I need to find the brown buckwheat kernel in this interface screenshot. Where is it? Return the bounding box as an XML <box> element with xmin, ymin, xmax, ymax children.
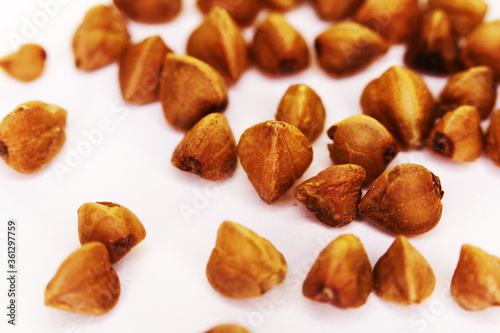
<box><xmin>438</xmin><ymin>66</ymin><xmax>497</xmax><ymax>119</ymax></box>
<box><xmin>113</xmin><ymin>0</ymin><xmax>181</xmax><ymax>24</ymax></box>
<box><xmin>427</xmin><ymin>106</ymin><xmax>483</xmax><ymax>162</ymax></box>
<box><xmin>327</xmin><ymin>115</ymin><xmax>398</xmax><ymax>184</ymax></box>
<box><xmin>205</xmin><ymin>325</ymin><xmax>251</xmax><ymax>333</ymax></box>
<box><xmin>404</xmin><ymin>9</ymin><xmax>463</xmax><ymax>76</ymax></box>
<box><xmin>373</xmin><ymin>236</ymin><xmax>436</xmax><ymax>305</ymax></box>
<box><xmin>360</xmin><ymin>66</ymin><xmax>436</xmax><ymax>150</ymax></box>
<box><xmin>315</xmin><ymin>22</ymin><xmax>389</xmax><ymax>77</ymax></box>
<box><xmin>358</xmin><ymin>163</ymin><xmax>444</xmax><ymax>236</ymax></box>
<box><xmin>72</xmin><ymin>5</ymin><xmax>130</xmax><ymax>71</ymax></box>
<box><xmin>275</xmin><ymin>84</ymin><xmax>326</xmax><ymax>143</ymax></box>
<box><xmin>462</xmin><ymin>21</ymin><xmax>500</xmax><ymax>81</ymax></box>
<box><xmin>159</xmin><ymin>54</ymin><xmax>228</xmax><ymax>131</ymax></box>
<box><xmin>171</xmin><ymin>113</ymin><xmax>237</xmax><ymax>181</ymax></box>
<box><xmin>428</xmin><ymin>0</ymin><xmax>487</xmax><ymax>36</ymax></box>
<box><xmin>237</xmin><ymin>120</ymin><xmax>313</xmax><ymax>204</ymax></box>
<box><xmin>0</xmin><ymin>101</ymin><xmax>67</xmax><ymax>174</ymax></box>
<box><xmin>294</xmin><ymin>165</ymin><xmax>366</xmax><ymax>227</ymax></box>
<box><xmin>355</xmin><ymin>0</ymin><xmax>422</xmax><ymax>44</ymax></box>
<box><xmin>302</xmin><ymin>234</ymin><xmax>373</xmax><ymax>308</ymax></box>
<box><xmin>45</xmin><ymin>242</ymin><xmax>120</xmax><ymax>315</ymax></box>
<box><xmin>206</xmin><ymin>221</ymin><xmax>287</xmax><ymax>299</ymax></box>
<box><xmin>251</xmin><ymin>13</ymin><xmax>310</xmax><ymax>76</ymax></box>
<box><xmin>312</xmin><ymin>0</ymin><xmax>366</xmax><ymax>21</ymax></box>
<box><xmin>485</xmin><ymin>109</ymin><xmax>500</xmax><ymax>167</ymax></box>
<box><xmin>197</xmin><ymin>0</ymin><xmax>261</xmax><ymax>27</ymax></box>
<box><xmin>451</xmin><ymin>244</ymin><xmax>500</xmax><ymax>311</ymax></box>
<box><xmin>78</xmin><ymin>202</ymin><xmax>146</xmax><ymax>264</ymax></box>
<box><xmin>0</xmin><ymin>44</ymin><xmax>46</xmax><ymax>82</ymax></box>
<box><xmin>119</xmin><ymin>35</ymin><xmax>171</xmax><ymax>104</ymax></box>
<box><xmin>187</xmin><ymin>7</ymin><xmax>249</xmax><ymax>84</ymax></box>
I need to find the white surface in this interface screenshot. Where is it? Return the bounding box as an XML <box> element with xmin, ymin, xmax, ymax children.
<box><xmin>1</xmin><ymin>1</ymin><xmax>500</xmax><ymax>332</ymax></box>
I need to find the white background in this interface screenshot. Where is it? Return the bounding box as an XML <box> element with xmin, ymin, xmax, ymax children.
<box><xmin>1</xmin><ymin>0</ymin><xmax>500</xmax><ymax>332</ymax></box>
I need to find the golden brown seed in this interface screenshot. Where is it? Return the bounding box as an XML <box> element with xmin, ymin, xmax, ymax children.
<box><xmin>360</xmin><ymin>66</ymin><xmax>436</xmax><ymax>150</ymax></box>
<box><xmin>159</xmin><ymin>54</ymin><xmax>228</xmax><ymax>131</ymax></box>
<box><xmin>72</xmin><ymin>5</ymin><xmax>130</xmax><ymax>71</ymax></box>
<box><xmin>315</xmin><ymin>21</ymin><xmax>389</xmax><ymax>77</ymax></box>
<box><xmin>427</xmin><ymin>106</ymin><xmax>483</xmax><ymax>162</ymax></box>
<box><xmin>327</xmin><ymin>115</ymin><xmax>398</xmax><ymax>184</ymax></box>
<box><xmin>0</xmin><ymin>101</ymin><xmax>66</xmax><ymax>174</ymax></box>
<box><xmin>45</xmin><ymin>242</ymin><xmax>120</xmax><ymax>315</ymax></box>
<box><xmin>197</xmin><ymin>0</ymin><xmax>261</xmax><ymax>27</ymax></box>
<box><xmin>312</xmin><ymin>0</ymin><xmax>366</xmax><ymax>21</ymax></box>
<box><xmin>438</xmin><ymin>66</ymin><xmax>497</xmax><ymax>119</ymax></box>
<box><xmin>275</xmin><ymin>84</ymin><xmax>325</xmax><ymax>143</ymax></box>
<box><xmin>404</xmin><ymin>9</ymin><xmax>463</xmax><ymax>76</ymax></box>
<box><xmin>302</xmin><ymin>234</ymin><xmax>373</xmax><ymax>308</ymax></box>
<box><xmin>451</xmin><ymin>245</ymin><xmax>500</xmax><ymax>311</ymax></box>
<box><xmin>237</xmin><ymin>120</ymin><xmax>313</xmax><ymax>204</ymax></box>
<box><xmin>187</xmin><ymin>7</ymin><xmax>249</xmax><ymax>84</ymax></box>
<box><xmin>355</xmin><ymin>0</ymin><xmax>422</xmax><ymax>44</ymax></box>
<box><xmin>261</xmin><ymin>0</ymin><xmax>302</xmax><ymax>12</ymax></box>
<box><xmin>78</xmin><ymin>202</ymin><xmax>146</xmax><ymax>264</ymax></box>
<box><xmin>119</xmin><ymin>36</ymin><xmax>171</xmax><ymax>104</ymax></box>
<box><xmin>428</xmin><ymin>0</ymin><xmax>487</xmax><ymax>36</ymax></box>
<box><xmin>485</xmin><ymin>110</ymin><xmax>500</xmax><ymax>167</ymax></box>
<box><xmin>294</xmin><ymin>165</ymin><xmax>366</xmax><ymax>227</ymax></box>
<box><xmin>358</xmin><ymin>164</ymin><xmax>444</xmax><ymax>236</ymax></box>
<box><xmin>171</xmin><ymin>113</ymin><xmax>237</xmax><ymax>181</ymax></box>
<box><xmin>206</xmin><ymin>221</ymin><xmax>287</xmax><ymax>299</ymax></box>
<box><xmin>113</xmin><ymin>0</ymin><xmax>181</xmax><ymax>24</ymax></box>
<box><xmin>205</xmin><ymin>325</ymin><xmax>251</xmax><ymax>333</ymax></box>
<box><xmin>373</xmin><ymin>236</ymin><xmax>435</xmax><ymax>305</ymax></box>
<box><xmin>463</xmin><ymin>21</ymin><xmax>500</xmax><ymax>82</ymax></box>
<box><xmin>0</xmin><ymin>44</ymin><xmax>46</xmax><ymax>82</ymax></box>
<box><xmin>251</xmin><ymin>14</ymin><xmax>310</xmax><ymax>76</ymax></box>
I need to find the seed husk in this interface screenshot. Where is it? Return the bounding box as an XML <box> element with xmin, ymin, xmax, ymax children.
<box><xmin>485</xmin><ymin>109</ymin><xmax>500</xmax><ymax>167</ymax></box>
<box><xmin>315</xmin><ymin>21</ymin><xmax>389</xmax><ymax>77</ymax></box>
<box><xmin>302</xmin><ymin>234</ymin><xmax>373</xmax><ymax>308</ymax></box>
<box><xmin>113</xmin><ymin>0</ymin><xmax>181</xmax><ymax>24</ymax></box>
<box><xmin>251</xmin><ymin>14</ymin><xmax>310</xmax><ymax>76</ymax></box>
<box><xmin>404</xmin><ymin>9</ymin><xmax>463</xmax><ymax>76</ymax></box>
<box><xmin>355</xmin><ymin>0</ymin><xmax>422</xmax><ymax>44</ymax></box>
<box><xmin>159</xmin><ymin>54</ymin><xmax>228</xmax><ymax>131</ymax></box>
<box><xmin>360</xmin><ymin>66</ymin><xmax>436</xmax><ymax>150</ymax></box>
<box><xmin>119</xmin><ymin>35</ymin><xmax>171</xmax><ymax>104</ymax></box>
<box><xmin>78</xmin><ymin>202</ymin><xmax>146</xmax><ymax>264</ymax></box>
<box><xmin>171</xmin><ymin>113</ymin><xmax>237</xmax><ymax>181</ymax></box>
<box><xmin>438</xmin><ymin>66</ymin><xmax>497</xmax><ymax>119</ymax></box>
<box><xmin>373</xmin><ymin>236</ymin><xmax>436</xmax><ymax>305</ymax></box>
<box><xmin>45</xmin><ymin>242</ymin><xmax>120</xmax><ymax>315</ymax></box>
<box><xmin>462</xmin><ymin>21</ymin><xmax>500</xmax><ymax>81</ymax></box>
<box><xmin>312</xmin><ymin>0</ymin><xmax>366</xmax><ymax>21</ymax></box>
<box><xmin>0</xmin><ymin>101</ymin><xmax>66</xmax><ymax>174</ymax></box>
<box><xmin>358</xmin><ymin>163</ymin><xmax>444</xmax><ymax>236</ymax></box>
<box><xmin>0</xmin><ymin>44</ymin><xmax>46</xmax><ymax>82</ymax></box>
<box><xmin>327</xmin><ymin>115</ymin><xmax>399</xmax><ymax>184</ymax></box>
<box><xmin>206</xmin><ymin>221</ymin><xmax>287</xmax><ymax>299</ymax></box>
<box><xmin>451</xmin><ymin>244</ymin><xmax>500</xmax><ymax>311</ymax></box>
<box><xmin>427</xmin><ymin>106</ymin><xmax>483</xmax><ymax>162</ymax></box>
<box><xmin>237</xmin><ymin>120</ymin><xmax>313</xmax><ymax>204</ymax></box>
<box><xmin>72</xmin><ymin>5</ymin><xmax>130</xmax><ymax>71</ymax></box>
<box><xmin>205</xmin><ymin>325</ymin><xmax>251</xmax><ymax>333</ymax></box>
<box><xmin>197</xmin><ymin>0</ymin><xmax>262</xmax><ymax>27</ymax></box>
<box><xmin>294</xmin><ymin>165</ymin><xmax>366</xmax><ymax>227</ymax></box>
<box><xmin>428</xmin><ymin>0</ymin><xmax>487</xmax><ymax>36</ymax></box>
<box><xmin>275</xmin><ymin>84</ymin><xmax>326</xmax><ymax>143</ymax></box>
<box><xmin>187</xmin><ymin>7</ymin><xmax>249</xmax><ymax>84</ymax></box>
